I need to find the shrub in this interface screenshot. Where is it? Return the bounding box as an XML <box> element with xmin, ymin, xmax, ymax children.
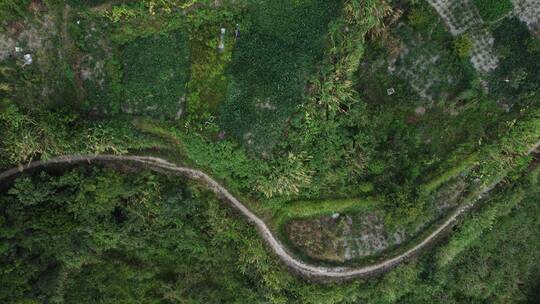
<box><xmin>454</xmin><ymin>34</ymin><xmax>473</xmax><ymax>58</ymax></box>
<box><xmin>105</xmin><ymin>4</ymin><xmax>137</xmax><ymax>22</ymax></box>
<box><xmin>359</xmin><ymin>182</ymin><xmax>374</xmax><ymax>193</ymax></box>
<box><xmin>256</xmin><ymin>152</ymin><xmax>314</xmax><ymax>198</ymax></box>
<box><xmin>408</xmin><ymin>5</ymin><xmax>438</xmax><ymax>32</ymax></box>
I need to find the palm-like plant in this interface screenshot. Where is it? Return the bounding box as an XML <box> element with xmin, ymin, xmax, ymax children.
<box><xmin>256</xmin><ymin>152</ymin><xmax>314</xmax><ymax>198</ymax></box>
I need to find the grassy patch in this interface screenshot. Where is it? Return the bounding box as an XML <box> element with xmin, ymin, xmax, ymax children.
<box><xmin>121</xmin><ymin>31</ymin><xmax>189</xmax><ymax>119</ymax></box>
<box><xmin>420</xmin><ymin>153</ymin><xmax>478</xmax><ymax>196</ymax></box>
<box><xmin>274</xmin><ymin>197</ymin><xmax>378</xmax><ymax>226</ymax></box>
<box><xmin>473</xmin><ymin>0</ymin><xmax>513</xmax><ymax>22</ymax></box>
<box><xmin>66</xmin><ymin>0</ymin><xmax>113</xmax><ymax>7</ymax></box>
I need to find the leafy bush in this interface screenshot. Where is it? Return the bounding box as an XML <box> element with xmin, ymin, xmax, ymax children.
<box><xmin>454</xmin><ymin>33</ymin><xmax>473</xmax><ymax>58</ymax></box>
<box><xmin>406</xmin><ymin>2</ymin><xmax>449</xmax><ymax>41</ymax></box>
<box><xmin>180</xmin><ymin>131</ymin><xmax>266</xmax><ymax>192</ymax></box>
<box><xmin>133</xmin><ymin>119</ymin><xmax>266</xmax><ymax>194</ymax></box>
<box><xmin>105</xmin><ymin>4</ymin><xmax>138</xmax><ymax>22</ymax></box>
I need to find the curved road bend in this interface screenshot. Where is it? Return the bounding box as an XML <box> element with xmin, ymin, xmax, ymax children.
<box><xmin>0</xmin><ymin>144</ymin><xmax>538</xmax><ymax>282</ymax></box>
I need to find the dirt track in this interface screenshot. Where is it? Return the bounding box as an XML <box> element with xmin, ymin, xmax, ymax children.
<box><xmin>0</xmin><ymin>146</ymin><xmax>538</xmax><ymax>282</ymax></box>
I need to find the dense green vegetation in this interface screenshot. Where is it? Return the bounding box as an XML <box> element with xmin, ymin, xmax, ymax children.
<box><xmin>0</xmin><ymin>166</ymin><xmax>271</xmax><ymax>302</ymax></box>
<box><xmin>0</xmin><ymin>0</ymin><xmax>30</xmax><ymax>24</ymax></box>
<box><xmin>121</xmin><ymin>31</ymin><xmax>189</xmax><ymax>118</ymax></box>
<box><xmin>1</xmin><ymin>152</ymin><xmax>539</xmax><ymax>303</ymax></box>
<box><xmin>489</xmin><ymin>17</ymin><xmax>540</xmax><ymax>101</ymax></box>
<box><xmin>473</xmin><ymin>0</ymin><xmax>513</xmax><ymax>22</ymax></box>
<box><xmin>1</xmin><ymin>0</ymin><xmax>539</xmax><ymax>302</ymax></box>
<box><xmin>220</xmin><ymin>0</ymin><xmax>342</xmax><ymax>152</ymax></box>
<box><xmin>0</xmin><ymin>105</ymin><xmax>159</xmax><ymax>166</ymax></box>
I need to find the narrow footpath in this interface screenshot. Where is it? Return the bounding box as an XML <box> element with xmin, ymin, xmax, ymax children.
<box><xmin>1</xmin><ymin>141</ymin><xmax>539</xmax><ymax>282</ymax></box>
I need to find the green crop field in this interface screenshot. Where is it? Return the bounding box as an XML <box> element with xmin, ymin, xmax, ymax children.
<box><xmin>121</xmin><ymin>31</ymin><xmax>189</xmax><ymax>119</ymax></box>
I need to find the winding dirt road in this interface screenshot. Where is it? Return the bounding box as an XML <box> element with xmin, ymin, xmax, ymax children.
<box><xmin>0</xmin><ymin>148</ymin><xmax>537</xmax><ymax>282</ymax></box>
